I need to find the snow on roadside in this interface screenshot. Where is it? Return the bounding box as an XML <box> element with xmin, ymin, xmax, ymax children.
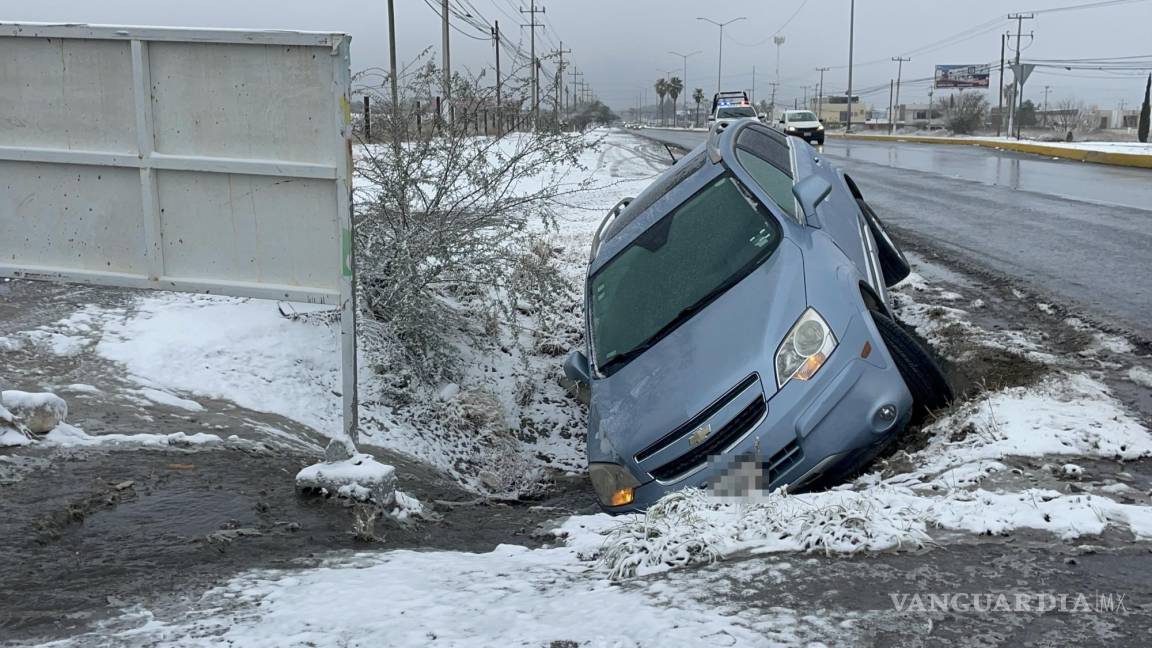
<box><xmin>889</xmin><ymin>373</ymin><xmax>1152</xmax><ymax>488</ymax></box>
<box><xmin>58</xmin><ymin>521</ymin><xmax>796</xmax><ymax>648</ymax></box>
<box><xmin>42</xmin><ymin>423</ymin><xmax>223</xmax><ymax>448</ymax></box>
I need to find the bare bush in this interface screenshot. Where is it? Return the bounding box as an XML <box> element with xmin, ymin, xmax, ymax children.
<box><xmin>1050</xmin><ymin>98</ymin><xmax>1092</xmax><ymax>137</ymax></box>
<box><xmin>355</xmin><ymin>58</ymin><xmax>594</xmax><ymax>385</ymax></box>
<box><xmin>936</xmin><ymin>92</ymin><xmax>989</xmax><ymax>134</ymax></box>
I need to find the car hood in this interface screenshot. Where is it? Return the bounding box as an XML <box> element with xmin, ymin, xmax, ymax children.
<box><xmin>785</xmin><ymin>120</ymin><xmax>821</xmax><ymax>129</ymax></box>
<box><xmin>587</xmin><ymin>240</ymin><xmax>807</xmax><ymax>463</ymax></box>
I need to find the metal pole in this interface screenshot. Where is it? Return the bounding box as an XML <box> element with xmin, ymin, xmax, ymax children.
<box><xmin>816</xmin><ymin>67</ymin><xmax>829</xmax><ymax>120</ymax></box>
<box><xmin>717</xmin><ymin>25</ymin><xmax>724</xmax><ymax>94</ymax></box>
<box><xmin>493</xmin><ymin>21</ymin><xmax>502</xmax><ymax>131</ymax></box>
<box><xmin>846</xmin><ymin>0</ymin><xmax>855</xmax><ymax>133</ymax></box>
<box><xmin>363</xmin><ymin>96</ymin><xmax>371</xmax><ymax>141</ymax></box>
<box><xmin>698</xmin><ymin>17</ymin><xmax>747</xmax><ymax>96</ymax></box>
<box><xmin>997</xmin><ymin>32</ymin><xmax>1005</xmax><ymax>137</ymax></box>
<box><xmin>1007</xmin><ymin>13</ymin><xmax>1034</xmax><ymax>140</ymax></box>
<box><xmin>442</xmin><ymin>0</ymin><xmax>451</xmax><ymax>118</ymax></box>
<box><xmin>388</xmin><ymin>0</ymin><xmax>399</xmax><ymax>114</ymax></box>
<box><xmin>892</xmin><ymin>57</ymin><xmax>909</xmax><ymax>132</ymax></box>
<box><xmin>888</xmin><ymin>79</ymin><xmax>895</xmax><ymax>135</ymax></box>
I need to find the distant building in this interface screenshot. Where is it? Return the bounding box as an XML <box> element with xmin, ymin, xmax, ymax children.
<box><xmin>808</xmin><ymin>95</ymin><xmax>867</xmax><ymax>127</ymax></box>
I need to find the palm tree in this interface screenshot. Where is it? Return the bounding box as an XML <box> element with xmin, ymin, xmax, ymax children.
<box><xmin>668</xmin><ymin>77</ymin><xmax>684</xmax><ymax>127</ymax></box>
<box><xmin>692</xmin><ymin>88</ymin><xmax>705</xmax><ymax>127</ymax></box>
<box><xmin>654</xmin><ymin>78</ymin><xmax>669</xmax><ymax>126</ymax></box>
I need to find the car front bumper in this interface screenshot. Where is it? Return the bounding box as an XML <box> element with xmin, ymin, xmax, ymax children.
<box><xmin>602</xmin><ymin>313</ymin><xmax>912</xmax><ymax>513</ymax></box>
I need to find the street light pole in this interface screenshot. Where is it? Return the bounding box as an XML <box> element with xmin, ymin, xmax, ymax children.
<box><xmin>669</xmin><ymin>49</ymin><xmax>701</xmax><ymax>128</ymax></box>
<box><xmin>697</xmin><ymin>16</ymin><xmax>747</xmax><ymax>95</ymax></box>
<box><xmin>774</xmin><ymin>35</ymin><xmax>786</xmax><ymax>85</ymax></box>
<box><xmin>846</xmin><ymin>0</ymin><xmax>856</xmax><ymax>133</ymax></box>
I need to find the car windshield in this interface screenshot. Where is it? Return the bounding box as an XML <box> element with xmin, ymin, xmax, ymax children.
<box><xmin>717</xmin><ymin>106</ymin><xmax>757</xmax><ymax>119</ymax></box>
<box><xmin>589</xmin><ymin>175</ymin><xmax>781</xmax><ymax>374</ymax></box>
<box><xmin>787</xmin><ymin>111</ymin><xmax>818</xmax><ymax>122</ymax></box>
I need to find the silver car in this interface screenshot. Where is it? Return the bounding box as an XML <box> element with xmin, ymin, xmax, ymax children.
<box><xmin>565</xmin><ymin>118</ymin><xmax>953</xmax><ymax>512</ymax></box>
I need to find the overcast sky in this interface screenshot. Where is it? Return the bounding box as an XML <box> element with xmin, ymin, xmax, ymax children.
<box><xmin>11</xmin><ymin>0</ymin><xmax>1152</xmax><ymax>112</ymax></box>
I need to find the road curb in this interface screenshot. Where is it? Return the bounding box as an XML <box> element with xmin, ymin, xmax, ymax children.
<box><xmin>828</xmin><ymin>133</ymin><xmax>1152</xmax><ymax>170</ymax></box>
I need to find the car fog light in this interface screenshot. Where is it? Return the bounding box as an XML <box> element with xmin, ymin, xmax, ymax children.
<box><xmin>589</xmin><ymin>463</ymin><xmax>641</xmax><ymax>507</ymax></box>
<box><xmin>878</xmin><ymin>404</ymin><xmax>897</xmax><ymax>422</ymax></box>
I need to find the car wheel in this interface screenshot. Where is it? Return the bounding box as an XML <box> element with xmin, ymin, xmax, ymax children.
<box><xmin>856</xmin><ymin>198</ymin><xmax>911</xmax><ymax>287</ymax></box>
<box><xmin>872</xmin><ymin>311</ymin><xmax>954</xmax><ymax>415</ymax></box>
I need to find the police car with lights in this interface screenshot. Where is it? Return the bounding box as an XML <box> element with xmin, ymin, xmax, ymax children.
<box><xmin>708</xmin><ymin>91</ymin><xmax>761</xmax><ymax>127</ymax></box>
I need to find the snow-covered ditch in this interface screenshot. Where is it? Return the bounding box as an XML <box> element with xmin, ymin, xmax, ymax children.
<box><xmin>35</xmin><ymin>132</ymin><xmax>1152</xmax><ymax>647</ymax></box>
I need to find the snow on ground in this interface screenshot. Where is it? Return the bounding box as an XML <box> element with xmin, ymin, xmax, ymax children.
<box><xmin>296</xmin><ymin>453</ymin><xmax>397</xmax><ymax>505</ymax></box>
<box><xmin>37</xmin><ymin>132</ymin><xmax>1152</xmax><ymax>647</ymax></box>
<box><xmin>41</xmin><ymin>424</ymin><xmax>223</xmax><ymax>448</ymax></box>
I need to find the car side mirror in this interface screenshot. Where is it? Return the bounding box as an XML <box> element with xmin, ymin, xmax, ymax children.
<box><xmin>779</xmin><ymin>119</ymin><xmax>786</xmax><ymax>125</ymax></box>
<box><xmin>792</xmin><ymin>175</ymin><xmax>833</xmax><ymax>225</ymax></box>
<box><xmin>819</xmin><ymin>118</ymin><xmax>825</xmax><ymax>124</ymax></box>
<box><xmin>563</xmin><ymin>351</ymin><xmax>592</xmax><ymax>404</ymax></box>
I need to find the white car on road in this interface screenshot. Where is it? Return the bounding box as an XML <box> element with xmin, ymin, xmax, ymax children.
<box><xmin>777</xmin><ymin>110</ymin><xmax>825</xmax><ymax>145</ymax></box>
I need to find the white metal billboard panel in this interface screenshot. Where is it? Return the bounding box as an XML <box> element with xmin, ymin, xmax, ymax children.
<box><xmin>0</xmin><ymin>22</ymin><xmax>353</xmax><ymax>305</ymax></box>
<box><xmin>148</xmin><ymin>42</ymin><xmax>338</xmax><ymax>165</ymax></box>
<box><xmin>0</xmin><ymin>161</ymin><xmax>145</xmax><ymax>273</ymax></box>
<box><xmin>0</xmin><ymin>38</ymin><xmax>137</xmax><ymax>152</ymax></box>
<box><xmin>155</xmin><ymin>170</ymin><xmax>338</xmax><ymax>290</ymax></box>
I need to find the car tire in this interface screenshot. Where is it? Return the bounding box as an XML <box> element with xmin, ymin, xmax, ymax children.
<box><xmin>856</xmin><ymin>198</ymin><xmax>911</xmax><ymax>287</ymax></box>
<box><xmin>872</xmin><ymin>311</ymin><xmax>954</xmax><ymax>415</ymax></box>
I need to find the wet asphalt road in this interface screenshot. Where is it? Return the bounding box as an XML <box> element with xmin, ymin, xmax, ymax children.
<box><xmin>637</xmin><ymin>129</ymin><xmax>1152</xmax><ymax>340</ymax></box>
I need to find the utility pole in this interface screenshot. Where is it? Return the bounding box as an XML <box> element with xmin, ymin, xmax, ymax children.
<box><xmin>521</xmin><ymin>0</ymin><xmax>546</xmax><ymax>126</ymax></box>
<box><xmin>768</xmin><ymin>81</ymin><xmax>780</xmax><ymax>117</ymax></box>
<box><xmin>1007</xmin><ymin>13</ymin><xmax>1034</xmax><ymax>139</ymax></box>
<box><xmin>697</xmin><ymin>16</ymin><xmax>747</xmax><ymax>95</ymax></box>
<box><xmin>891</xmin><ymin>56</ymin><xmax>910</xmax><ymax>132</ymax></box>
<box><xmin>888</xmin><ymin>79</ymin><xmax>895</xmax><ymax>134</ymax></box>
<box><xmin>555</xmin><ymin>41</ymin><xmax>571</xmax><ymax>120</ymax></box>
<box><xmin>570</xmin><ymin>68</ymin><xmax>583</xmax><ymax>112</ymax></box>
<box><xmin>801</xmin><ymin>85</ymin><xmax>810</xmax><ymax>109</ymax></box>
<box><xmin>1043</xmin><ymin>84</ymin><xmax>1051</xmax><ymax>125</ymax></box>
<box><xmin>387</xmin><ymin>0</ymin><xmax>399</xmax><ymax>115</ymax></box>
<box><xmin>441</xmin><ymin>0</ymin><xmax>451</xmax><ymax>118</ymax></box>
<box><xmin>491</xmin><ymin>21</ymin><xmax>502</xmax><ymax>129</ymax></box>
<box><xmin>997</xmin><ymin>31</ymin><xmax>1006</xmax><ymax>137</ymax></box>
<box><xmin>751</xmin><ymin>65</ymin><xmax>756</xmax><ymax>104</ymax></box>
<box><xmin>816</xmin><ymin>67</ymin><xmax>829</xmax><ymax>120</ymax></box>
<box><xmin>846</xmin><ymin>0</ymin><xmax>856</xmax><ymax>132</ymax></box>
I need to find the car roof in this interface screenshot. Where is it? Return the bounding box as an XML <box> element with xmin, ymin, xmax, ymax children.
<box><xmin>591</xmin><ymin>121</ymin><xmax>801</xmax><ymax>273</ymax></box>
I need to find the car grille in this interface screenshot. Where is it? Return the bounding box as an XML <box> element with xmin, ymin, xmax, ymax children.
<box><xmin>649</xmin><ymin>395</ymin><xmax>766</xmax><ymax>482</ymax></box>
<box><xmin>635</xmin><ymin>374</ymin><xmax>759</xmax><ymax>463</ymax></box>
<box><xmin>767</xmin><ymin>439</ymin><xmax>803</xmax><ymax>484</ymax></box>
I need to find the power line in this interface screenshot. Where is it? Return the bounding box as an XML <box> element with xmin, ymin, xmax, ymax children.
<box><xmin>727</xmin><ymin>0</ymin><xmax>810</xmax><ymax>48</ymax></box>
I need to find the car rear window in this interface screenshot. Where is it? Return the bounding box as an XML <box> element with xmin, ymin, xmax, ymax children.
<box><xmin>735</xmin><ymin>128</ymin><xmax>796</xmax><ymax>219</ymax></box>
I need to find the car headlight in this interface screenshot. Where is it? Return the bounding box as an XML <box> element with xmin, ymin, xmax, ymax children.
<box><xmin>816</xmin><ymin>124</ymin><xmax>824</xmax><ymax>130</ymax></box>
<box><xmin>786</xmin><ymin>126</ymin><xmax>797</xmax><ymax>131</ymax></box>
<box><xmin>774</xmin><ymin>308</ymin><xmax>838</xmax><ymax>389</ymax></box>
<box><xmin>589</xmin><ymin>463</ymin><xmax>641</xmax><ymax>507</ymax></box>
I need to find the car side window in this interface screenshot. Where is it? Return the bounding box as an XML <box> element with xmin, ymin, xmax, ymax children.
<box><xmin>735</xmin><ymin>128</ymin><xmax>799</xmax><ymax>221</ymax></box>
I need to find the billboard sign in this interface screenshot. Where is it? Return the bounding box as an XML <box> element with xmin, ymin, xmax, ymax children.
<box><xmin>0</xmin><ymin>23</ymin><xmax>361</xmax><ymax>442</ymax></box>
<box><xmin>934</xmin><ymin>64</ymin><xmax>991</xmax><ymax>89</ymax></box>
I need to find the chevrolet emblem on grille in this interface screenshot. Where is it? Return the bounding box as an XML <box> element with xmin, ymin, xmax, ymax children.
<box><xmin>687</xmin><ymin>423</ymin><xmax>712</xmax><ymax>447</ymax></box>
